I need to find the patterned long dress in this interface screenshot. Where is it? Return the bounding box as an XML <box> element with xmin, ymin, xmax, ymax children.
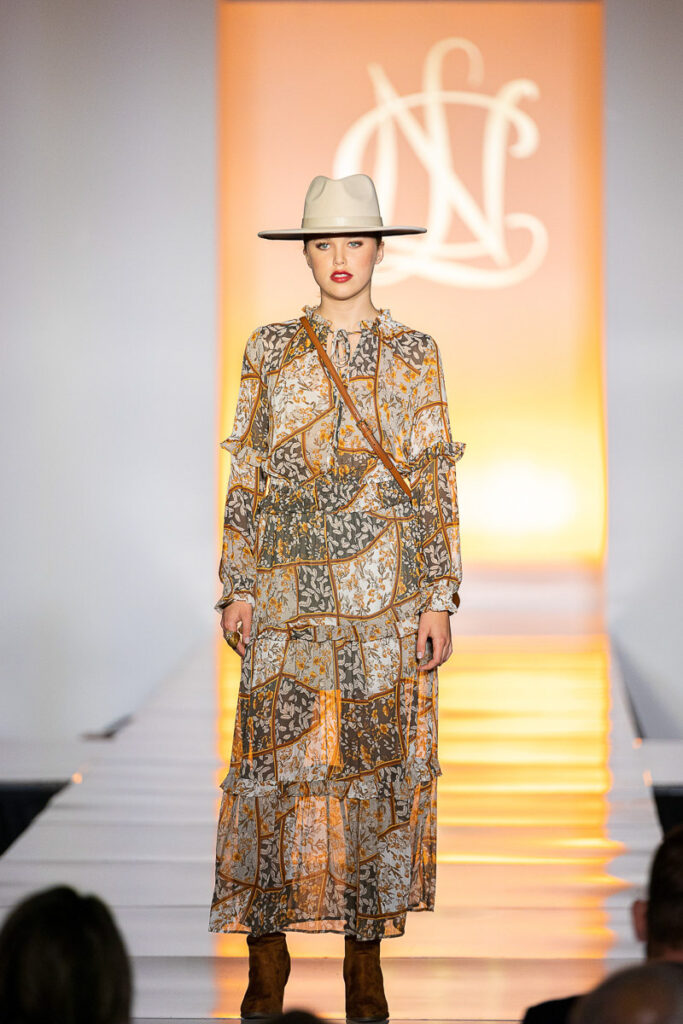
<box><xmin>208</xmin><ymin>305</ymin><xmax>465</xmax><ymax>939</ymax></box>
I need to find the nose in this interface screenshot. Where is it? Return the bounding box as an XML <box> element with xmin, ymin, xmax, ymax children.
<box><xmin>333</xmin><ymin>247</ymin><xmax>346</xmax><ymax>265</ymax></box>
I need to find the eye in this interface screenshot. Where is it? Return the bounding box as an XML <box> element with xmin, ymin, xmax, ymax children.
<box><xmin>315</xmin><ymin>241</ymin><xmax>329</xmax><ymax>250</ymax></box>
<box><xmin>347</xmin><ymin>240</ymin><xmax>363</xmax><ymax>248</ymax></box>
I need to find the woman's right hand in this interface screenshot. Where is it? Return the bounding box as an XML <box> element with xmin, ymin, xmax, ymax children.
<box><xmin>221</xmin><ymin>600</ymin><xmax>253</xmax><ymax>657</ymax></box>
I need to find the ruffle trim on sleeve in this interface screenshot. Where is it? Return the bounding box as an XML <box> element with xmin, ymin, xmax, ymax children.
<box><xmin>214</xmin><ymin>574</ymin><xmax>256</xmax><ymax>612</ymax></box>
<box><xmin>406</xmin><ymin>440</ymin><xmax>466</xmax><ymax>476</ymax></box>
<box><xmin>220</xmin><ymin>437</ymin><xmax>269</xmax><ymax>470</ymax></box>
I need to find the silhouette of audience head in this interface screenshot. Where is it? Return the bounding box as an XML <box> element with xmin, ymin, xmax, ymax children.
<box><xmin>633</xmin><ymin>824</ymin><xmax>683</xmax><ymax>960</ymax></box>
<box><xmin>572</xmin><ymin>962</ymin><xmax>683</xmax><ymax>1024</ymax></box>
<box><xmin>0</xmin><ymin>884</ymin><xmax>131</xmax><ymax>1024</ymax></box>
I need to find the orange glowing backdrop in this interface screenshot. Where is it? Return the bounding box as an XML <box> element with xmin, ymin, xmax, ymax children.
<box><xmin>217</xmin><ymin>0</ymin><xmax>604</xmax><ymax>569</ymax></box>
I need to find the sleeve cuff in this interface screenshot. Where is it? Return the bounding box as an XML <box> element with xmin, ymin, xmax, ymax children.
<box><xmin>214</xmin><ymin>589</ymin><xmax>256</xmax><ymax>612</ymax></box>
<box><xmin>425</xmin><ymin>579</ymin><xmax>461</xmax><ymax>614</ymax></box>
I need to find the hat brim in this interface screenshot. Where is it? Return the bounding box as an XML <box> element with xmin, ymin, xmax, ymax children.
<box><xmin>258</xmin><ymin>225</ymin><xmax>427</xmax><ymax>240</ymax></box>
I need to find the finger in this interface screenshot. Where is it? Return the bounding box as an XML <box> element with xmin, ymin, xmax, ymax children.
<box><xmin>241</xmin><ymin>606</ymin><xmax>253</xmax><ymax>644</ymax></box>
<box><xmin>416</xmin><ymin>623</ymin><xmax>429</xmax><ymax>661</ymax></box>
<box><xmin>431</xmin><ymin>636</ymin><xmax>448</xmax><ymax>666</ymax></box>
<box><xmin>422</xmin><ymin>637</ymin><xmax>447</xmax><ymax>671</ymax></box>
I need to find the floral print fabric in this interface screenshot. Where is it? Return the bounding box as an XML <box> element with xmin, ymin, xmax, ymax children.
<box><xmin>208</xmin><ymin>306</ymin><xmax>464</xmax><ymax>939</ymax></box>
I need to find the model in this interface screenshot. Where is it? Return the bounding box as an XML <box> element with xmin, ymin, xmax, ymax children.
<box><xmin>209</xmin><ymin>173</ymin><xmax>465</xmax><ymax>1023</ymax></box>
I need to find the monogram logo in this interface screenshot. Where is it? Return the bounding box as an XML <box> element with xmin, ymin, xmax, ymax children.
<box><xmin>333</xmin><ymin>38</ymin><xmax>548</xmax><ymax>288</ymax></box>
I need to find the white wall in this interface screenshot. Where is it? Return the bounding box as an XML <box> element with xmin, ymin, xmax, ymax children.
<box><xmin>605</xmin><ymin>0</ymin><xmax>683</xmax><ymax>736</ymax></box>
<box><xmin>0</xmin><ymin>0</ymin><xmax>217</xmax><ymax>738</ymax></box>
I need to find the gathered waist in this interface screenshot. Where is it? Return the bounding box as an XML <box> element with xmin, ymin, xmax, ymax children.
<box><xmin>258</xmin><ymin>458</ymin><xmax>414</xmax><ymax>516</ymax></box>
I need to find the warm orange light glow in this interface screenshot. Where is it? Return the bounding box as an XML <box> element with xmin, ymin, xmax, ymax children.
<box><xmin>439</xmin><ymin>854</ymin><xmax>620</xmax><ymax>866</ymax></box>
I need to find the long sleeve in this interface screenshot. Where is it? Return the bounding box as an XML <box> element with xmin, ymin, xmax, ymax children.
<box><xmin>215</xmin><ymin>327</ymin><xmax>270</xmax><ymax>613</ymax></box>
<box><xmin>407</xmin><ymin>337</ymin><xmax>465</xmax><ymax>615</ymax></box>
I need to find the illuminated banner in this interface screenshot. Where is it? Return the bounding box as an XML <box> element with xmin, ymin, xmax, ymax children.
<box><xmin>218</xmin><ymin>1</ymin><xmax>604</xmax><ymax>566</ymax></box>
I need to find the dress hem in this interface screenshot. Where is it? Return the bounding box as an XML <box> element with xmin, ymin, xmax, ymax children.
<box><xmin>207</xmin><ymin>903</ymin><xmax>436</xmax><ymax>939</ymax></box>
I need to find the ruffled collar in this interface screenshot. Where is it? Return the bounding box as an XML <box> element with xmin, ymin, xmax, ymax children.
<box><xmin>302</xmin><ymin>304</ymin><xmax>395</xmax><ymax>336</ymax></box>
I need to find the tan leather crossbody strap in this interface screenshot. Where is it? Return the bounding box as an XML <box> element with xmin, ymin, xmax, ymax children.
<box><xmin>299</xmin><ymin>315</ymin><xmax>412</xmax><ymax>498</ymax></box>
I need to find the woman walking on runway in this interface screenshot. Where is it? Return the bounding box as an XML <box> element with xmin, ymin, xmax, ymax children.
<box><xmin>209</xmin><ymin>174</ymin><xmax>465</xmax><ymax>1022</ymax></box>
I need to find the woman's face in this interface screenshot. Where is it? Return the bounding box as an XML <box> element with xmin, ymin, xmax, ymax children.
<box><xmin>304</xmin><ymin>235</ymin><xmax>384</xmax><ymax>301</ymax></box>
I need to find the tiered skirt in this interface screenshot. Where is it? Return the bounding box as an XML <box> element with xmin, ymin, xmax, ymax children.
<box><xmin>209</xmin><ymin>461</ymin><xmax>444</xmax><ymax>938</ymax></box>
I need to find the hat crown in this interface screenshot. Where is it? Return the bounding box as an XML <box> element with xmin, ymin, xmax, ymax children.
<box><xmin>257</xmin><ymin>172</ymin><xmax>426</xmax><ymax>238</ymax></box>
<box><xmin>301</xmin><ymin>174</ymin><xmax>384</xmax><ymax>230</ymax></box>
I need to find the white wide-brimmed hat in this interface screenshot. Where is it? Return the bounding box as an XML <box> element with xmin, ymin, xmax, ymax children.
<box><xmin>258</xmin><ymin>174</ymin><xmax>426</xmax><ymax>239</ymax></box>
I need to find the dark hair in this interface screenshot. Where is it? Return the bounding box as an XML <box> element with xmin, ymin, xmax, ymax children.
<box><xmin>647</xmin><ymin>824</ymin><xmax>683</xmax><ymax>954</ymax></box>
<box><xmin>571</xmin><ymin>962</ymin><xmax>683</xmax><ymax>1024</ymax></box>
<box><xmin>0</xmin><ymin>885</ymin><xmax>132</xmax><ymax>1024</ymax></box>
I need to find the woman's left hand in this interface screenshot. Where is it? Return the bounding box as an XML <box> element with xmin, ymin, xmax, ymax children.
<box><xmin>416</xmin><ymin>609</ymin><xmax>453</xmax><ymax>670</ymax></box>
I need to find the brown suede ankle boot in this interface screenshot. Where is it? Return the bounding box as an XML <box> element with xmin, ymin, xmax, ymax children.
<box><xmin>240</xmin><ymin>931</ymin><xmax>291</xmax><ymax>1020</ymax></box>
<box><xmin>343</xmin><ymin>936</ymin><xmax>389</xmax><ymax>1023</ymax></box>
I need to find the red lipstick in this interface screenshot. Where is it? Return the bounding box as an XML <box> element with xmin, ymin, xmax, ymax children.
<box><xmin>331</xmin><ymin>271</ymin><xmax>352</xmax><ymax>282</ymax></box>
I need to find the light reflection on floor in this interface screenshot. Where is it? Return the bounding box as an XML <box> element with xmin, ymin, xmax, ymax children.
<box><xmin>211</xmin><ymin>626</ymin><xmax>658</xmax><ymax>1019</ymax></box>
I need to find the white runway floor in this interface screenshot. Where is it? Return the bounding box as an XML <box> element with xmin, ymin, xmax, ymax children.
<box><xmin>0</xmin><ymin>570</ymin><xmax>662</xmax><ymax>1022</ymax></box>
